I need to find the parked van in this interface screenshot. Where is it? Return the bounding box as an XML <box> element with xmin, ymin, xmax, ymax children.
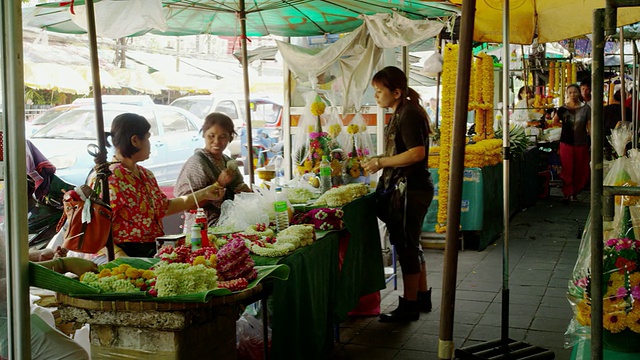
<box><xmin>170</xmin><ymin>94</ymin><xmax>282</xmax><ymax>129</ymax></box>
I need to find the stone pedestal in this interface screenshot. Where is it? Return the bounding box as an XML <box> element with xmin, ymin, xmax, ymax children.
<box><xmin>55</xmin><ymin>287</ymin><xmax>265</xmax><ymax>360</ymax></box>
<box><xmin>59</xmin><ymin>304</ymin><xmax>237</xmax><ymax>359</ymax></box>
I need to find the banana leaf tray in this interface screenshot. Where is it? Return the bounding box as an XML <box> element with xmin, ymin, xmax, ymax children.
<box><xmin>30</xmin><ymin>257</ymin><xmax>289</xmax><ymax>303</ymax></box>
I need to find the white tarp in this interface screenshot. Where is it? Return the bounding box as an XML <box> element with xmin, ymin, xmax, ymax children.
<box><xmin>70</xmin><ymin>0</ymin><xmax>167</xmax><ymax>39</ymax></box>
<box><xmin>277</xmin><ymin>12</ymin><xmax>444</xmax><ymax>111</ymax></box>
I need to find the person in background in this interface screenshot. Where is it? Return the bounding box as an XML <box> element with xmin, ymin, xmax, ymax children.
<box><xmin>511</xmin><ymin>86</ymin><xmax>536</xmax><ymax>127</ymax></box>
<box><xmin>103</xmin><ymin>113</ymin><xmax>225</xmax><ymax>257</ymax></box>
<box><xmin>603</xmin><ymin>90</ymin><xmax>631</xmax><ymax>159</ymax></box>
<box><xmin>174</xmin><ymin>112</ymin><xmax>252</xmax><ymax>227</ymax></box>
<box><xmin>553</xmin><ymin>84</ymin><xmax>591</xmax><ymax>202</ymax></box>
<box><xmin>580</xmin><ymin>79</ymin><xmax>592</xmax><ymax>106</ymax></box>
<box><xmin>425</xmin><ymin>97</ymin><xmax>439</xmax><ymax>128</ymax></box>
<box><xmin>362</xmin><ymin>66</ymin><xmax>434</xmax><ymax>323</ymax></box>
<box><xmin>0</xmin><ymin>236</ymin><xmax>97</xmax><ymax>360</ymax></box>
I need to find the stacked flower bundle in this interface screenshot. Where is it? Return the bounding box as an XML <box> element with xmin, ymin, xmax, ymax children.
<box><xmin>344</xmin><ymin>124</ymin><xmax>370</xmax><ymax>179</ymax></box>
<box><xmin>249</xmin><ymin>224</ymin><xmax>316</xmax><ymax>257</ymax></box>
<box><xmin>295</xmin><ymin>95</ymin><xmax>341</xmax><ymax>176</ymax></box>
<box><xmin>463</xmin><ymin>139</ymin><xmax>502</xmax><ymax>168</ymax></box>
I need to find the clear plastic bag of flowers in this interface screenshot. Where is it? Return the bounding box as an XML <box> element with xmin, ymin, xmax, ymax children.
<box><xmin>568</xmin><ymin>207</ymin><xmax>640</xmax><ymax>352</ymax></box>
<box><xmin>292</xmin><ymin>91</ymin><xmax>339</xmax><ymax>177</ymax></box>
<box><xmin>343</xmin><ymin>112</ymin><xmax>374</xmax><ymax>184</ymax></box>
<box><xmin>604</xmin><ymin>124</ymin><xmax>640</xmax><ymax>209</ymax></box>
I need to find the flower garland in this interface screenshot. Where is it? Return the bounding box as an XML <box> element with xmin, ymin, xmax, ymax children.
<box><xmin>436</xmin><ymin>43</ymin><xmax>458</xmax><ymax>233</ymax></box>
<box><xmin>472</xmin><ymin>53</ymin><xmax>495</xmax><ymax>143</ymax></box>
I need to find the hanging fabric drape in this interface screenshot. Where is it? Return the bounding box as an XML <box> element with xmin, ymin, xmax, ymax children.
<box><xmin>277</xmin><ymin>13</ymin><xmax>445</xmax><ymax>111</ymax></box>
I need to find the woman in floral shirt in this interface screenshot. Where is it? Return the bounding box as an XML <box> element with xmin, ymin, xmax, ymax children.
<box><xmin>106</xmin><ymin>113</ymin><xmax>225</xmax><ymax>257</ymax></box>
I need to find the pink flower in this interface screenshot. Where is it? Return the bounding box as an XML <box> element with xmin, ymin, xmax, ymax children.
<box><xmin>632</xmin><ymin>285</ymin><xmax>640</xmax><ymax>300</ymax></box>
<box><xmin>617</xmin><ymin>286</ymin><xmax>628</xmax><ymax>299</ymax></box>
<box><xmin>309</xmin><ymin>132</ymin><xmax>320</xmax><ymax>139</ymax></box>
<box><xmin>574</xmin><ymin>277</ymin><xmax>589</xmax><ymax>287</ymax></box>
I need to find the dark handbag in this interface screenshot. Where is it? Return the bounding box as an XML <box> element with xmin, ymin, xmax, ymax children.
<box><xmin>56</xmin><ymin>182</ymin><xmax>112</xmax><ymax>254</ymax></box>
<box><xmin>375</xmin><ymin>174</ymin><xmax>407</xmax><ymax>226</ymax></box>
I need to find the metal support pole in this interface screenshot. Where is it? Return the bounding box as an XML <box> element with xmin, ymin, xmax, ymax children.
<box><xmin>619</xmin><ymin>28</ymin><xmax>626</xmax><ymax>126</ymax></box>
<box><xmin>239</xmin><ymin>1</ymin><xmax>254</xmax><ymax>186</ymax></box>
<box><xmin>501</xmin><ymin>0</ymin><xmax>511</xmax><ymax>345</ymax></box>
<box><xmin>633</xmin><ymin>42</ymin><xmax>638</xmax><ymax>149</ymax></box>
<box><xmin>84</xmin><ymin>0</ymin><xmax>114</xmax><ymax>261</ymax></box>
<box><xmin>438</xmin><ymin>1</ymin><xmax>475</xmax><ymax>359</ymax></box>
<box><xmin>591</xmin><ymin>8</ymin><xmax>606</xmax><ymax>360</ymax></box>
<box><xmin>2</xmin><ymin>1</ymin><xmax>31</xmax><ymax>358</ymax></box>
<box><xmin>435</xmin><ymin>34</ymin><xmax>442</xmax><ymax>129</ymax></box>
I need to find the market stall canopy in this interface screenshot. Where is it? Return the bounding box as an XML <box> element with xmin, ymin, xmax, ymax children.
<box><xmin>74</xmin><ymin>65</ymin><xmax>121</xmax><ymax>89</ymax></box>
<box><xmin>24</xmin><ymin>61</ymin><xmax>90</xmax><ymax>94</ymax></box>
<box><xmin>25</xmin><ymin>0</ymin><xmax>458</xmax><ymax>38</ymax></box>
<box><xmin>150</xmin><ymin>70</ymin><xmax>213</xmax><ymax>93</ymax></box>
<box><xmin>278</xmin><ymin>12</ymin><xmax>445</xmax><ymax>110</ymax></box>
<box><xmin>109</xmin><ymin>68</ymin><xmax>165</xmax><ymax>95</ymax></box>
<box><xmin>448</xmin><ymin>0</ymin><xmax>640</xmax><ymax>45</ymax></box>
<box><xmin>23</xmin><ymin>0</ymin><xmax>166</xmax><ymax>37</ymax></box>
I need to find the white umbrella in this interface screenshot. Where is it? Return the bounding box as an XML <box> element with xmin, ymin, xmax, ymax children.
<box><xmin>24</xmin><ymin>61</ymin><xmax>90</xmax><ymax>95</ymax></box>
<box><xmin>74</xmin><ymin>65</ymin><xmax>121</xmax><ymax>89</ymax></box>
<box><xmin>150</xmin><ymin>70</ymin><xmax>211</xmax><ymax>94</ymax></box>
<box><xmin>109</xmin><ymin>68</ymin><xmax>165</xmax><ymax>95</ymax></box>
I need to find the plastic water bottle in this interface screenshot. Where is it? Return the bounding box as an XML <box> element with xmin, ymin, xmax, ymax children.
<box><xmin>319</xmin><ymin>155</ymin><xmax>332</xmax><ymax>194</ymax></box>
<box><xmin>273</xmin><ymin>154</ymin><xmax>284</xmax><ymax>186</ymax></box>
<box><xmin>274</xmin><ymin>187</ymin><xmax>289</xmax><ymax>233</ymax></box>
<box><xmin>190</xmin><ymin>223</ymin><xmax>202</xmax><ymax>250</ymax></box>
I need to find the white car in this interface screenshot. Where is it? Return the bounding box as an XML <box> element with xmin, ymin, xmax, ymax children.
<box><xmin>29</xmin><ymin>103</ymin><xmax>204</xmax><ymax>186</ymax></box>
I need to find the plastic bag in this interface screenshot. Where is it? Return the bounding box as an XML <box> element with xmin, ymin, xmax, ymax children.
<box><xmin>237</xmin><ymin>313</ymin><xmax>271</xmax><ymax>360</ymax></box>
<box><xmin>217</xmin><ymin>188</ymin><xmax>273</xmax><ymax>230</ymax></box>
<box><xmin>343</xmin><ymin>112</ymin><xmax>374</xmax><ymax>183</ymax></box>
<box><xmin>292</xmin><ymin>92</ymin><xmax>340</xmax><ymax>176</ymax></box>
<box><xmin>604</xmin><ymin>125</ymin><xmax>639</xmax><ymax>209</ymax></box>
<box><xmin>422</xmin><ymin>52</ymin><xmax>443</xmax><ymax>76</ymax></box>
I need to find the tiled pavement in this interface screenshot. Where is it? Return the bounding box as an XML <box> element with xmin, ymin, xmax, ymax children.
<box><xmin>330</xmin><ymin>189</ymin><xmax>590</xmax><ymax>359</ymax></box>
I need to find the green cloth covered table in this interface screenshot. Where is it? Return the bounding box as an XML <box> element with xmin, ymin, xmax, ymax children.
<box><xmin>252</xmin><ymin>193</ymin><xmax>385</xmax><ymax>359</ymax></box>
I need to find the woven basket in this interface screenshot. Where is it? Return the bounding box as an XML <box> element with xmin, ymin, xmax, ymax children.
<box><xmin>56</xmin><ymin>283</ymin><xmax>263</xmax><ymax>311</ymax></box>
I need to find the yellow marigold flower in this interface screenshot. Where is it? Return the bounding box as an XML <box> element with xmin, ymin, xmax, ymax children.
<box><xmin>98</xmin><ymin>269</ymin><xmax>112</xmax><ymax>279</ymax></box>
<box><xmin>328</xmin><ymin>124</ymin><xmax>342</xmax><ymax>138</ymax></box>
<box><xmin>142</xmin><ymin>270</ymin><xmax>155</xmax><ymax>280</ymax></box>
<box><xmin>125</xmin><ymin>268</ymin><xmax>140</xmax><ymax>279</ymax></box>
<box><xmin>347</xmin><ymin>124</ymin><xmax>359</xmax><ymax>134</ymax></box>
<box><xmin>310</xmin><ymin>101</ymin><xmax>326</xmax><ymax>116</ymax></box>
<box><xmin>576</xmin><ymin>300</ymin><xmax>591</xmax><ymax>326</ymax></box>
<box><xmin>630</xmin><ymin>273</ymin><xmax>640</xmax><ymax>288</ymax></box>
<box><xmin>626</xmin><ymin>306</ymin><xmax>640</xmax><ymax>333</ymax></box>
<box><xmin>603</xmin><ymin>309</ymin><xmax>627</xmax><ymax>333</ymax></box>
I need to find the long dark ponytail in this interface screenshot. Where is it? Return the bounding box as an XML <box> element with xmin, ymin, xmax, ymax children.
<box><xmin>371</xmin><ymin>66</ymin><xmax>432</xmax><ymax>134</ymax></box>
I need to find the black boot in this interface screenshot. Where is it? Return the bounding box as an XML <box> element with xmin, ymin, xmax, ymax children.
<box><xmin>379</xmin><ymin>296</ymin><xmax>419</xmax><ymax>323</ymax></box>
<box><xmin>417</xmin><ymin>288</ymin><xmax>432</xmax><ymax>313</ymax></box>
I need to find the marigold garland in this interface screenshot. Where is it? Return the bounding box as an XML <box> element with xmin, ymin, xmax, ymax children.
<box><xmin>436</xmin><ymin>43</ymin><xmax>458</xmax><ymax>233</ymax></box>
<box><xmin>472</xmin><ymin>53</ymin><xmax>494</xmax><ymax>142</ymax></box>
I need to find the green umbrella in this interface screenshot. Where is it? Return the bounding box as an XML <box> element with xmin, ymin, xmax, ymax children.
<box><xmin>26</xmin><ymin>0</ymin><xmax>458</xmax><ymax>37</ymax></box>
<box><xmin>25</xmin><ymin>0</ymin><xmax>458</xmax><ymax>184</ymax></box>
